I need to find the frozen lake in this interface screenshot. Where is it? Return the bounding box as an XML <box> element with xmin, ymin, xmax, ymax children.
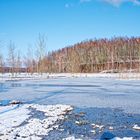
<box><xmin>0</xmin><ymin>77</ymin><xmax>140</xmax><ymax>114</ymax></box>
<box><xmin>0</xmin><ymin>77</ymin><xmax>140</xmax><ymax>139</ymax></box>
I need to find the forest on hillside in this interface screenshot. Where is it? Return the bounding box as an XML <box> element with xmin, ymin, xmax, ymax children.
<box><xmin>0</xmin><ymin>36</ymin><xmax>140</xmax><ymax>73</ymax></box>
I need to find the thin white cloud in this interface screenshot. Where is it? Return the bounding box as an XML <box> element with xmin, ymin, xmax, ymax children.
<box><xmin>102</xmin><ymin>0</ymin><xmax>140</xmax><ymax>6</ymax></box>
<box><xmin>65</xmin><ymin>3</ymin><xmax>74</xmax><ymax>8</ymax></box>
<box><xmin>129</xmin><ymin>0</ymin><xmax>140</xmax><ymax>5</ymax></box>
<box><xmin>65</xmin><ymin>0</ymin><xmax>140</xmax><ymax>8</ymax></box>
<box><xmin>103</xmin><ymin>0</ymin><xmax>123</xmax><ymax>6</ymax></box>
<box><xmin>79</xmin><ymin>0</ymin><xmax>140</xmax><ymax>6</ymax></box>
<box><xmin>80</xmin><ymin>0</ymin><xmax>92</xmax><ymax>3</ymax></box>
<box><xmin>65</xmin><ymin>3</ymin><xmax>69</xmax><ymax>8</ymax></box>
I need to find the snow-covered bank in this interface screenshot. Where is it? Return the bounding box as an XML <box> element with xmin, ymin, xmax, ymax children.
<box><xmin>0</xmin><ymin>104</ymin><xmax>73</xmax><ymax>140</ymax></box>
<box><xmin>48</xmin><ymin>73</ymin><xmax>140</xmax><ymax>79</ymax></box>
<box><xmin>1</xmin><ymin>73</ymin><xmax>140</xmax><ymax>81</ymax></box>
<box><xmin>0</xmin><ymin>73</ymin><xmax>49</xmax><ymax>81</ymax></box>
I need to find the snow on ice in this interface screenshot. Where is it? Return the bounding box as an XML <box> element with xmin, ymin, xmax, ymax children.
<box><xmin>0</xmin><ymin>104</ymin><xmax>73</xmax><ymax>140</ymax></box>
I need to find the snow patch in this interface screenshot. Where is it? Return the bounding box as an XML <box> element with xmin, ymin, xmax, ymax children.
<box><xmin>111</xmin><ymin>137</ymin><xmax>133</xmax><ymax>140</ymax></box>
<box><xmin>133</xmin><ymin>124</ymin><xmax>140</xmax><ymax>130</ymax></box>
<box><xmin>91</xmin><ymin>123</ymin><xmax>104</xmax><ymax>129</ymax></box>
<box><xmin>30</xmin><ymin>104</ymin><xmax>73</xmax><ymax>117</ymax></box>
<box><xmin>0</xmin><ymin>104</ymin><xmax>73</xmax><ymax>140</ymax></box>
<box><xmin>1</xmin><ymin>72</ymin><xmax>140</xmax><ymax>82</ymax></box>
<box><xmin>0</xmin><ymin>105</ymin><xmax>30</xmax><ymax>132</ymax></box>
<box><xmin>62</xmin><ymin>136</ymin><xmax>82</xmax><ymax>140</ymax></box>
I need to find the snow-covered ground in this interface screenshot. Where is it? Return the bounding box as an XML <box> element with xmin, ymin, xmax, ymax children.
<box><xmin>1</xmin><ymin>72</ymin><xmax>140</xmax><ymax>81</ymax></box>
<box><xmin>0</xmin><ymin>104</ymin><xmax>73</xmax><ymax>140</ymax></box>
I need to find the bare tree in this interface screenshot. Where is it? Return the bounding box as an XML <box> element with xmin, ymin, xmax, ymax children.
<box><xmin>24</xmin><ymin>46</ymin><xmax>35</xmax><ymax>74</ymax></box>
<box><xmin>16</xmin><ymin>51</ymin><xmax>22</xmax><ymax>74</ymax></box>
<box><xmin>8</xmin><ymin>41</ymin><xmax>16</xmax><ymax>76</ymax></box>
<box><xmin>0</xmin><ymin>53</ymin><xmax>4</xmax><ymax>73</ymax></box>
<box><xmin>0</xmin><ymin>41</ymin><xmax>4</xmax><ymax>73</ymax></box>
<box><xmin>36</xmin><ymin>34</ymin><xmax>47</xmax><ymax>74</ymax></box>
<box><xmin>42</xmin><ymin>37</ymin><xmax>140</xmax><ymax>73</ymax></box>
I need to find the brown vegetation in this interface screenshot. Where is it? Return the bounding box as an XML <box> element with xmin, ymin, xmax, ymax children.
<box><xmin>43</xmin><ymin>37</ymin><xmax>140</xmax><ymax>73</ymax></box>
<box><xmin>1</xmin><ymin>36</ymin><xmax>140</xmax><ymax>73</ymax></box>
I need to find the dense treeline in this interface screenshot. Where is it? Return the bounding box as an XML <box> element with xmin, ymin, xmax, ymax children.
<box><xmin>0</xmin><ymin>36</ymin><xmax>140</xmax><ymax>74</ymax></box>
<box><xmin>43</xmin><ymin>37</ymin><xmax>140</xmax><ymax>73</ymax></box>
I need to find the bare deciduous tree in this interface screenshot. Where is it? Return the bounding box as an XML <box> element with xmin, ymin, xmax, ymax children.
<box><xmin>8</xmin><ymin>41</ymin><xmax>16</xmax><ymax>76</ymax></box>
<box><xmin>16</xmin><ymin>51</ymin><xmax>22</xmax><ymax>74</ymax></box>
<box><xmin>0</xmin><ymin>53</ymin><xmax>4</xmax><ymax>73</ymax></box>
<box><xmin>36</xmin><ymin>34</ymin><xmax>47</xmax><ymax>74</ymax></box>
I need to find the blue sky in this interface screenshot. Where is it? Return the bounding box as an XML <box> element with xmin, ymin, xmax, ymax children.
<box><xmin>0</xmin><ymin>0</ymin><xmax>140</xmax><ymax>57</ymax></box>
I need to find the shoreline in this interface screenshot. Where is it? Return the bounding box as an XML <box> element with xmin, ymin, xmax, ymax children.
<box><xmin>1</xmin><ymin>73</ymin><xmax>140</xmax><ymax>81</ymax></box>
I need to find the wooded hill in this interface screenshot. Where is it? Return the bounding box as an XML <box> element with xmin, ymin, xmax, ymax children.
<box><xmin>42</xmin><ymin>37</ymin><xmax>140</xmax><ymax>73</ymax></box>
<box><xmin>1</xmin><ymin>37</ymin><xmax>140</xmax><ymax>73</ymax></box>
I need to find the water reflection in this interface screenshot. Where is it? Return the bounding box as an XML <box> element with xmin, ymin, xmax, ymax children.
<box><xmin>10</xmin><ymin>83</ymin><xmax>22</xmax><ymax>87</ymax></box>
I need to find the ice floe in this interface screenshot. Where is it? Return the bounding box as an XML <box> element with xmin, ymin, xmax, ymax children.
<box><xmin>133</xmin><ymin>124</ymin><xmax>140</xmax><ymax>130</ymax></box>
<box><xmin>109</xmin><ymin>126</ymin><xmax>114</xmax><ymax>130</ymax></box>
<box><xmin>91</xmin><ymin>123</ymin><xmax>104</xmax><ymax>129</ymax></box>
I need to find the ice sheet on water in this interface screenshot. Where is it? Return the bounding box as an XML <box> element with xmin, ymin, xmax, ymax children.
<box><xmin>0</xmin><ymin>77</ymin><xmax>140</xmax><ymax>114</ymax></box>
